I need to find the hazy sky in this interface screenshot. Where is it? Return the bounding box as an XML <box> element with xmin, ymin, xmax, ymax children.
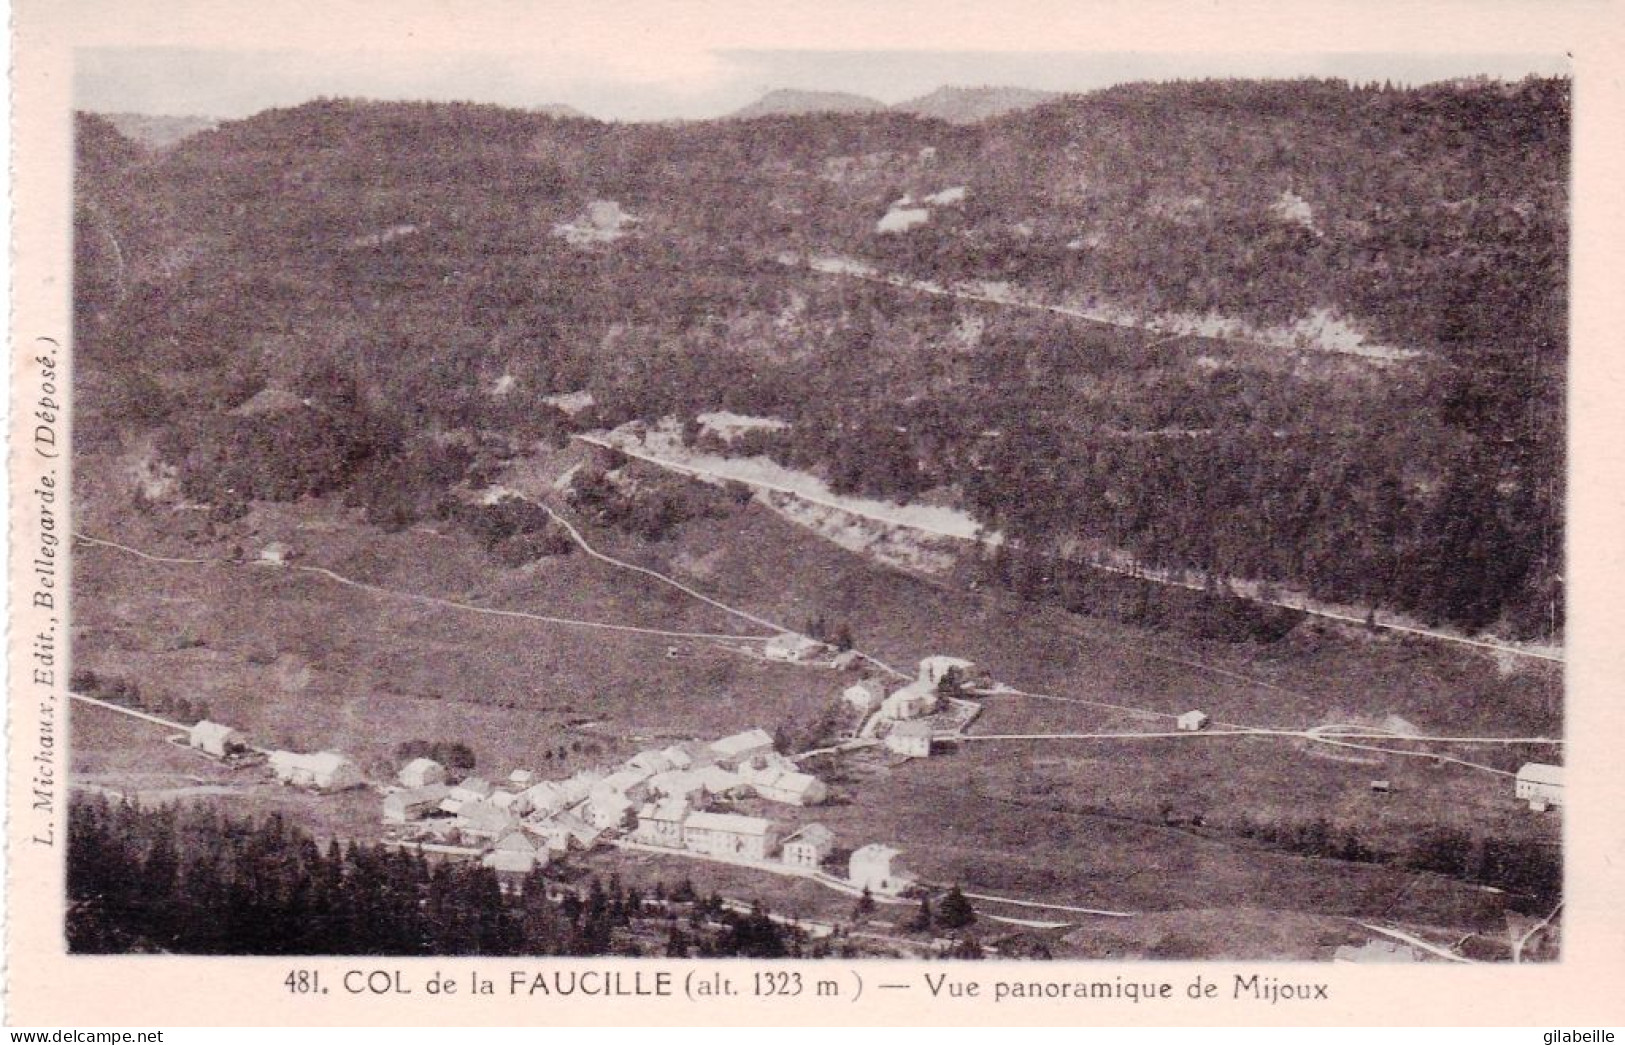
<box><xmin>75</xmin><ymin>48</ymin><xmax>1570</xmax><ymax>122</ymax></box>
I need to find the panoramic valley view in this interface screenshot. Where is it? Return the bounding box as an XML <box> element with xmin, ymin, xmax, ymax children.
<box><xmin>68</xmin><ymin>74</ymin><xmax>1566</xmax><ymax>961</ymax></box>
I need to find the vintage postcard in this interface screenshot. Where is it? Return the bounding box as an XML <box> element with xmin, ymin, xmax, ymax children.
<box><xmin>8</xmin><ymin>0</ymin><xmax>1625</xmax><ymax>1027</ymax></box>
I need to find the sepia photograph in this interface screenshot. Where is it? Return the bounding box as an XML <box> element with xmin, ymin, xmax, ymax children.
<box><xmin>16</xmin><ymin>0</ymin><xmax>1625</xmax><ymax>1027</ymax></box>
<box><xmin>58</xmin><ymin>41</ymin><xmax>1571</xmax><ymax>965</ymax></box>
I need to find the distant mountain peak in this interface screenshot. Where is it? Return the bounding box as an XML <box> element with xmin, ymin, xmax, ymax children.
<box><xmin>893</xmin><ymin>85</ymin><xmax>1062</xmax><ymax>124</ymax></box>
<box><xmin>729</xmin><ymin>89</ymin><xmax>887</xmax><ymax>120</ymax></box>
<box><xmin>97</xmin><ymin>112</ymin><xmax>219</xmax><ymax>151</ymax></box>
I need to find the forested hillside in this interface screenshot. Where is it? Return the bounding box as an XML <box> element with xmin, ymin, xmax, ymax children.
<box><xmin>73</xmin><ymin>76</ymin><xmax>1567</xmax><ymax>638</ymax></box>
<box><xmin>68</xmin><ymin>797</ymin><xmax>814</xmax><ymax>956</ymax></box>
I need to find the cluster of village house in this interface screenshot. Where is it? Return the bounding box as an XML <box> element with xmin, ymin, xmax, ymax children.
<box><xmin>183</xmin><ymin>648</ymin><xmax>1566</xmax><ymax>891</ymax></box>
<box><xmin>370</xmin><ymin>654</ymin><xmax>1001</xmax><ymax>887</ymax></box>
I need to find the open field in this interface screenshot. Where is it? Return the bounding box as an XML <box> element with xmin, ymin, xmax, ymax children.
<box><xmin>70</xmin><ymin>443</ymin><xmax>1560</xmax><ymax>955</ymax></box>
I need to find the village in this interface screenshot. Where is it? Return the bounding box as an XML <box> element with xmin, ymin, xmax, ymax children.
<box><xmin>176</xmin><ymin>647</ymin><xmax>1014</xmax><ymax>901</ymax></box>
<box><xmin>173</xmin><ymin>623</ymin><xmax>1566</xmax><ymax>947</ymax></box>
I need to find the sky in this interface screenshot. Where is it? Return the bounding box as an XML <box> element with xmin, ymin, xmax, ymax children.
<box><xmin>74</xmin><ymin>48</ymin><xmax>1571</xmax><ymax>123</ymax></box>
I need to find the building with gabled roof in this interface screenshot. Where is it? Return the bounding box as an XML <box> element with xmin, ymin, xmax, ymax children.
<box><xmin>764</xmin><ymin>633</ymin><xmax>827</xmax><ymax>663</ymax></box>
<box><xmin>842</xmin><ymin>680</ymin><xmax>887</xmax><ymax>714</ymax></box>
<box><xmin>383</xmin><ymin>784</ymin><xmax>451</xmax><ymax>824</ymax></box>
<box><xmin>270</xmin><ymin>751</ymin><xmax>363</xmax><ymax>792</ymax></box>
<box><xmin>189</xmin><ymin>720</ymin><xmax>248</xmax><ymax>759</ymax></box>
<box><xmin>880</xmin><ymin>680</ymin><xmax>940</xmax><ymax>721</ymax></box>
<box><xmin>1177</xmin><ymin>710</ymin><xmax>1211</xmax><ymax>732</ymax></box>
<box><xmin>850</xmin><ymin>843</ymin><xmax>912</xmax><ymax>895</ymax></box>
<box><xmin>457</xmin><ymin>799</ymin><xmax>518</xmax><ymax>840</ymax></box>
<box><xmin>682</xmin><ymin>811</ymin><xmax>782</xmax><ymax>862</ymax></box>
<box><xmin>634</xmin><ymin>797</ymin><xmax>691</xmax><ymax>848</ymax></box>
<box><xmin>781</xmin><ymin>824</ymin><xmax>836</xmax><ymax>869</ymax></box>
<box><xmin>483</xmin><ymin>831</ymin><xmax>547</xmax><ymax>882</ymax></box>
<box><xmin>399</xmin><ymin>757</ymin><xmax>446</xmax><ymax>789</ymax></box>
<box><xmin>746</xmin><ymin>767</ymin><xmax>828</xmax><ymax>806</ymax></box>
<box><xmin>1515</xmin><ymin>763</ymin><xmax>1564</xmax><ymax>810</ymax></box>
<box><xmin>709</xmin><ymin>728</ymin><xmax>776</xmax><ymax>767</ymax></box>
<box><xmin>530</xmin><ymin>813</ymin><xmax>601</xmax><ymax>853</ymax></box>
<box><xmin>885</xmin><ymin>720</ymin><xmax>934</xmax><ymax>757</ymax></box>
<box><xmin>585</xmin><ymin>789</ymin><xmax>635</xmax><ymax>831</ymax></box>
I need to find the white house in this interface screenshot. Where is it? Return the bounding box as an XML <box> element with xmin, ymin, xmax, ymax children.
<box><xmin>1177</xmin><ymin>710</ymin><xmax>1211</xmax><ymax>732</ymax></box>
<box><xmin>257</xmin><ymin>542</ymin><xmax>293</xmax><ymax>566</ymax></box>
<box><xmin>507</xmin><ymin>769</ymin><xmax>535</xmax><ymax>789</ymax></box>
<box><xmin>709</xmin><ymin>728</ymin><xmax>777</xmax><ymax>767</ymax></box>
<box><xmin>764</xmin><ymin>633</ymin><xmax>826</xmax><ymax>663</ymax></box>
<box><xmin>457</xmin><ymin>799</ymin><xmax>518</xmax><ymax>840</ymax></box>
<box><xmin>270</xmin><ymin>751</ymin><xmax>363</xmax><ymax>792</ymax></box>
<box><xmin>661</xmin><ymin>745</ymin><xmax>696</xmax><ymax>771</ymax></box>
<box><xmin>682</xmin><ymin>811</ymin><xmax>782</xmax><ymax>862</ymax></box>
<box><xmin>188</xmin><ymin>720</ymin><xmax>248</xmax><ymax>759</ymax></box>
<box><xmin>1515</xmin><ymin>763</ymin><xmax>1564</xmax><ymax>810</ymax></box>
<box><xmin>595</xmin><ymin>768</ymin><xmax>654</xmax><ymax>805</ymax></box>
<box><xmin>694</xmin><ymin>764</ymin><xmax>747</xmax><ymax>797</ymax></box>
<box><xmin>919</xmin><ymin>656</ymin><xmax>978</xmax><ymax>687</ymax></box>
<box><xmin>382</xmin><ymin>784</ymin><xmax>451</xmax><ymax>824</ymax></box>
<box><xmin>849</xmin><ymin>843</ymin><xmax>912</xmax><ymax>896</ymax></box>
<box><xmin>842</xmin><ymin>680</ymin><xmax>887</xmax><ymax>714</ymax></box>
<box><xmin>517</xmin><ymin>781</ymin><xmax>570</xmax><ymax>819</ymax></box>
<box><xmin>439</xmin><ymin>777</ymin><xmax>496</xmax><ymax>815</ymax></box>
<box><xmin>880</xmin><ymin>681</ymin><xmax>940</xmax><ymax>721</ymax></box>
<box><xmin>483</xmin><ymin>831</ymin><xmax>546</xmax><ymax>877</ymax></box>
<box><xmin>747</xmin><ymin>768</ymin><xmax>828</xmax><ymax>807</ymax></box>
<box><xmin>530</xmin><ymin>813</ymin><xmax>600</xmax><ymax>853</ymax></box>
<box><xmin>885</xmin><ymin>720</ymin><xmax>934</xmax><ymax>757</ymax></box>
<box><xmin>634</xmin><ymin>797</ymin><xmax>690</xmax><ymax>848</ymax></box>
<box><xmin>647</xmin><ymin>769</ymin><xmax>707</xmax><ymax>803</ymax></box>
<box><xmin>585</xmin><ymin>789</ymin><xmax>636</xmax><ymax>831</ymax></box>
<box><xmin>781</xmin><ymin>824</ymin><xmax>836</xmax><ymax>869</ymax></box>
<box><xmin>399</xmin><ymin>757</ymin><xmax>446</xmax><ymax>789</ymax></box>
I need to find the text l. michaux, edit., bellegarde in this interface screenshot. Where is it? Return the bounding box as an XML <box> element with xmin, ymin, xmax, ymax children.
<box><xmin>28</xmin><ymin>337</ymin><xmax>65</xmax><ymax>846</ymax></box>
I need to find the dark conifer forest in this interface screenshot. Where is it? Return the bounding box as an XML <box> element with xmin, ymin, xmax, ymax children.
<box><xmin>74</xmin><ymin>77</ymin><xmax>1567</xmax><ymax>638</ymax></box>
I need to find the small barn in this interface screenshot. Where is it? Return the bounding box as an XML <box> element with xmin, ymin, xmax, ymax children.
<box><xmin>1515</xmin><ymin>763</ymin><xmax>1564</xmax><ymax>810</ymax></box>
<box><xmin>507</xmin><ymin>769</ymin><xmax>535</xmax><ymax>789</ymax></box>
<box><xmin>188</xmin><ymin>720</ymin><xmax>248</xmax><ymax>759</ymax></box>
<box><xmin>781</xmin><ymin>824</ymin><xmax>836</xmax><ymax>869</ymax></box>
<box><xmin>257</xmin><ymin>542</ymin><xmax>293</xmax><ymax>566</ymax></box>
<box><xmin>398</xmin><ymin>757</ymin><xmax>446</xmax><ymax>789</ymax></box>
<box><xmin>885</xmin><ymin>720</ymin><xmax>933</xmax><ymax>758</ymax></box>
<box><xmin>1177</xmin><ymin>710</ymin><xmax>1211</xmax><ymax>732</ymax></box>
<box><xmin>682</xmin><ymin>811</ymin><xmax>781</xmax><ymax>862</ymax></box>
<box><xmin>383</xmin><ymin>784</ymin><xmax>451</xmax><ymax>824</ymax></box>
<box><xmin>849</xmin><ymin>843</ymin><xmax>912</xmax><ymax>896</ymax></box>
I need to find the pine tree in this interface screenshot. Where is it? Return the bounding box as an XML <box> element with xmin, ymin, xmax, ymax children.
<box><xmin>937</xmin><ymin>884</ymin><xmax>977</xmax><ymax>930</ymax></box>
